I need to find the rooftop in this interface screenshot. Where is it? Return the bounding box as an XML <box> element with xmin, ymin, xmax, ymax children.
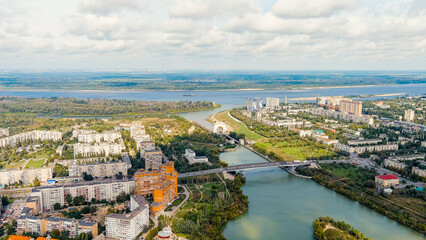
<box><xmin>377</xmin><ymin>175</ymin><xmax>399</xmax><ymax>180</ymax></box>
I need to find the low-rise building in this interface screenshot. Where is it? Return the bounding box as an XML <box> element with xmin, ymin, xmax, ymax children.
<box><xmin>106</xmin><ymin>195</ymin><xmax>149</xmax><ymax>240</ymax></box>
<box><xmin>347</xmin><ymin>139</ymin><xmax>382</xmax><ymax>146</ymax></box>
<box><xmin>309</xmin><ymin>108</ymin><xmax>374</xmax><ymax>125</ymax></box>
<box><xmin>375</xmin><ymin>175</ymin><xmax>399</xmax><ymax>192</ymax></box>
<box><xmin>333</xmin><ymin>143</ymin><xmax>398</xmax><ymax>154</ymax></box>
<box><xmin>184</xmin><ymin>149</ymin><xmax>209</xmax><ymax>164</ymax></box>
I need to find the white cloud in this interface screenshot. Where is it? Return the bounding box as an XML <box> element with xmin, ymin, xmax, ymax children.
<box><xmin>271</xmin><ymin>0</ymin><xmax>357</xmax><ymax>18</ymax></box>
<box><xmin>79</xmin><ymin>0</ymin><xmax>143</xmax><ymax>15</ymax></box>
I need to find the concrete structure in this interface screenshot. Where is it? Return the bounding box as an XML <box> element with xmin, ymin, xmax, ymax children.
<box><xmin>309</xmin><ymin>108</ymin><xmax>373</xmax><ymax>125</ymax></box>
<box><xmin>106</xmin><ymin>195</ymin><xmax>149</xmax><ymax>240</ymax></box>
<box><xmin>68</xmin><ymin>160</ymin><xmax>130</xmax><ymax>178</ymax></box>
<box><xmin>404</xmin><ymin>109</ymin><xmax>415</xmax><ymax>122</ymax></box>
<box><xmin>265</xmin><ymin>97</ymin><xmax>280</xmax><ymax>110</ymax></box>
<box><xmin>145</xmin><ymin>150</ymin><xmax>163</xmax><ymax>171</ymax></box>
<box><xmin>375</xmin><ymin>175</ymin><xmax>399</xmax><ymax>192</ymax></box>
<box><xmin>139</xmin><ymin>141</ymin><xmax>155</xmax><ymax>155</ymax></box>
<box><xmin>184</xmin><ymin>149</ymin><xmax>209</xmax><ymax>164</ymax></box>
<box><xmin>213</xmin><ymin>121</ymin><xmax>229</xmax><ymax>134</ymax></box>
<box><xmin>333</xmin><ymin>143</ymin><xmax>398</xmax><ymax>154</ymax></box>
<box><xmin>74</xmin><ymin>142</ymin><xmax>124</xmax><ymax>158</ymax></box>
<box><xmin>0</xmin><ymin>130</ymin><xmax>62</xmax><ymax>148</ymax></box>
<box><xmin>134</xmin><ymin>162</ymin><xmax>178</xmax><ymax>216</ymax></box>
<box><xmin>339</xmin><ymin>100</ymin><xmax>362</xmax><ymax>115</ymax></box>
<box><xmin>422</xmin><ymin>141</ymin><xmax>426</xmax><ymax>148</ymax></box>
<box><xmin>77</xmin><ymin>131</ymin><xmax>121</xmax><ymax>143</ymax></box>
<box><xmin>17</xmin><ymin>215</ymin><xmax>98</xmax><ymax>238</ymax></box>
<box><xmin>31</xmin><ymin>180</ymin><xmax>134</xmax><ymax>211</ymax></box>
<box><xmin>0</xmin><ymin>166</ymin><xmax>53</xmax><ymax>186</ymax></box>
<box><xmin>387</xmin><ymin>154</ymin><xmax>425</xmax><ymax>162</ymax></box>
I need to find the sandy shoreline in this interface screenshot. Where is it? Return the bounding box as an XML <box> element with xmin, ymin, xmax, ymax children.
<box><xmin>0</xmin><ymin>83</ymin><xmax>421</xmax><ymax>92</ymax></box>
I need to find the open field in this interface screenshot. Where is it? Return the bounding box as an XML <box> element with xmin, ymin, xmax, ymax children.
<box><xmin>4</xmin><ymin>161</ymin><xmax>25</xmax><ymax>170</ymax></box>
<box><xmin>25</xmin><ymin>159</ymin><xmax>46</xmax><ymax>169</ymax></box>
<box><xmin>212</xmin><ymin>111</ymin><xmax>264</xmax><ymax>141</ymax></box>
<box><xmin>255</xmin><ymin>140</ymin><xmax>335</xmax><ymax>161</ymax></box>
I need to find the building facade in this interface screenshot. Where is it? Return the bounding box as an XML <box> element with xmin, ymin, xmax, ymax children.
<box><xmin>68</xmin><ymin>160</ymin><xmax>129</xmax><ymax>178</ymax></box>
<box><xmin>0</xmin><ymin>130</ymin><xmax>62</xmax><ymax>148</ymax></box>
<box><xmin>32</xmin><ymin>180</ymin><xmax>134</xmax><ymax>211</ymax></box>
<box><xmin>404</xmin><ymin>109</ymin><xmax>415</xmax><ymax>122</ymax></box>
<box><xmin>134</xmin><ymin>162</ymin><xmax>178</xmax><ymax>216</ymax></box>
<box><xmin>0</xmin><ymin>167</ymin><xmax>53</xmax><ymax>186</ymax></box>
<box><xmin>106</xmin><ymin>195</ymin><xmax>149</xmax><ymax>240</ymax></box>
<box><xmin>265</xmin><ymin>97</ymin><xmax>280</xmax><ymax>109</ymax></box>
<box><xmin>77</xmin><ymin>131</ymin><xmax>121</xmax><ymax>143</ymax></box>
<box><xmin>74</xmin><ymin>143</ymin><xmax>124</xmax><ymax>158</ymax></box>
<box><xmin>144</xmin><ymin>150</ymin><xmax>163</xmax><ymax>171</ymax></box>
<box><xmin>339</xmin><ymin>100</ymin><xmax>362</xmax><ymax>115</ymax></box>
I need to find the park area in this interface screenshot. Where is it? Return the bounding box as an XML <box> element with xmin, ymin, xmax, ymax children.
<box><xmin>212</xmin><ymin>111</ymin><xmax>264</xmax><ymax>141</ymax></box>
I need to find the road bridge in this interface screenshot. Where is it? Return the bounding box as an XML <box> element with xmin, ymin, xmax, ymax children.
<box><xmin>178</xmin><ymin>161</ymin><xmax>311</xmax><ymax>178</ymax></box>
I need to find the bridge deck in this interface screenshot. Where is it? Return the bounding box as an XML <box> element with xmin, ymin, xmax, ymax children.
<box><xmin>178</xmin><ymin>161</ymin><xmax>311</xmax><ymax>178</ymax></box>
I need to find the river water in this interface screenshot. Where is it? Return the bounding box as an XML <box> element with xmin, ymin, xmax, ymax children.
<box><xmin>1</xmin><ymin>84</ymin><xmax>425</xmax><ymax>239</ymax></box>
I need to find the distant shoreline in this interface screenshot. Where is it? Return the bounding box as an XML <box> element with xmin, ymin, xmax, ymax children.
<box><xmin>0</xmin><ymin>83</ymin><xmax>423</xmax><ymax>93</ymax></box>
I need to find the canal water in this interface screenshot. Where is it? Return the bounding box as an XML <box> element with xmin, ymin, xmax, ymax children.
<box><xmin>2</xmin><ymin>84</ymin><xmax>425</xmax><ymax>239</ymax></box>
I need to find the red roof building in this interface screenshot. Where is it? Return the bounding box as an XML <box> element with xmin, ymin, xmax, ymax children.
<box><xmin>377</xmin><ymin>175</ymin><xmax>398</xmax><ymax>180</ymax></box>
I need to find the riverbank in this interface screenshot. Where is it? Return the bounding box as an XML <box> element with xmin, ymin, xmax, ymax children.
<box><xmin>297</xmin><ymin>164</ymin><xmax>426</xmax><ymax>235</ymax></box>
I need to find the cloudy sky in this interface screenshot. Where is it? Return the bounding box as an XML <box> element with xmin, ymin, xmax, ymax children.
<box><xmin>1</xmin><ymin>0</ymin><xmax>425</xmax><ymax>70</ymax></box>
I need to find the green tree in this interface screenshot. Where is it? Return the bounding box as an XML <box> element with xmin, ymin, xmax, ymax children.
<box><xmin>53</xmin><ymin>203</ymin><xmax>61</xmax><ymax>210</ymax></box>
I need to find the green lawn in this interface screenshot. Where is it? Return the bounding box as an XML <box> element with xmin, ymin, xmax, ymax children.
<box><xmin>4</xmin><ymin>161</ymin><xmax>25</xmax><ymax>169</ymax></box>
<box><xmin>25</xmin><ymin>159</ymin><xmax>46</xmax><ymax>169</ymax></box>
<box><xmin>213</xmin><ymin>111</ymin><xmax>264</xmax><ymax>141</ymax></box>
<box><xmin>255</xmin><ymin>140</ymin><xmax>335</xmax><ymax>161</ymax></box>
<box><xmin>321</xmin><ymin>164</ymin><xmax>362</xmax><ymax>181</ymax></box>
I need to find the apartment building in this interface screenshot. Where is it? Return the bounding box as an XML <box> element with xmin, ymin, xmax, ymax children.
<box><xmin>339</xmin><ymin>100</ymin><xmax>362</xmax><ymax>115</ymax></box>
<box><xmin>139</xmin><ymin>141</ymin><xmax>155</xmax><ymax>155</ymax></box>
<box><xmin>412</xmin><ymin>167</ymin><xmax>426</xmax><ymax>177</ymax></box>
<box><xmin>347</xmin><ymin>139</ymin><xmax>382</xmax><ymax>146</ymax></box>
<box><xmin>246</xmin><ymin>98</ymin><xmax>262</xmax><ymax>112</ymax></box>
<box><xmin>333</xmin><ymin>143</ymin><xmax>398</xmax><ymax>154</ymax></box>
<box><xmin>309</xmin><ymin>108</ymin><xmax>373</xmax><ymax>125</ymax></box>
<box><xmin>32</xmin><ymin>180</ymin><xmax>134</xmax><ymax>211</ymax></box>
<box><xmin>0</xmin><ymin>130</ymin><xmax>62</xmax><ymax>148</ymax></box>
<box><xmin>77</xmin><ymin>131</ymin><xmax>121</xmax><ymax>143</ymax></box>
<box><xmin>384</xmin><ymin>159</ymin><xmax>407</xmax><ymax>171</ymax></box>
<box><xmin>17</xmin><ymin>216</ymin><xmax>97</xmax><ymax>238</ymax></box>
<box><xmin>68</xmin><ymin>160</ymin><xmax>130</xmax><ymax>178</ymax></box>
<box><xmin>134</xmin><ymin>162</ymin><xmax>178</xmax><ymax>216</ymax></box>
<box><xmin>74</xmin><ymin>142</ymin><xmax>124</xmax><ymax>158</ymax></box>
<box><xmin>404</xmin><ymin>109</ymin><xmax>415</xmax><ymax>122</ymax></box>
<box><xmin>265</xmin><ymin>97</ymin><xmax>280</xmax><ymax>110</ymax></box>
<box><xmin>0</xmin><ymin>166</ymin><xmax>53</xmax><ymax>186</ymax></box>
<box><xmin>144</xmin><ymin>150</ymin><xmax>163</xmax><ymax>171</ymax></box>
<box><xmin>106</xmin><ymin>195</ymin><xmax>149</xmax><ymax>240</ymax></box>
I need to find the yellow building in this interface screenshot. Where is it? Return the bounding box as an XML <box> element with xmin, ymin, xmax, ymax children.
<box><xmin>375</xmin><ymin>174</ymin><xmax>399</xmax><ymax>191</ymax></box>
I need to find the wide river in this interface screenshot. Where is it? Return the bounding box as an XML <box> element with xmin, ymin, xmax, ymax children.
<box><xmin>1</xmin><ymin>84</ymin><xmax>425</xmax><ymax>239</ymax></box>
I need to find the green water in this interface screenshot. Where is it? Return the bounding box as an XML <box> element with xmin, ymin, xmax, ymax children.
<box><xmin>220</xmin><ymin>146</ymin><xmax>424</xmax><ymax>240</ymax></box>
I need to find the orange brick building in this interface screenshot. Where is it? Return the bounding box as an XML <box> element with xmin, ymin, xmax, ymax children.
<box><xmin>134</xmin><ymin>162</ymin><xmax>178</xmax><ymax>216</ymax></box>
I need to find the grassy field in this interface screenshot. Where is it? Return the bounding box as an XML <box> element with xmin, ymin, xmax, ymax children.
<box><xmin>255</xmin><ymin>140</ymin><xmax>335</xmax><ymax>161</ymax></box>
<box><xmin>25</xmin><ymin>159</ymin><xmax>46</xmax><ymax>169</ymax></box>
<box><xmin>4</xmin><ymin>161</ymin><xmax>25</xmax><ymax>169</ymax></box>
<box><xmin>213</xmin><ymin>111</ymin><xmax>264</xmax><ymax>141</ymax></box>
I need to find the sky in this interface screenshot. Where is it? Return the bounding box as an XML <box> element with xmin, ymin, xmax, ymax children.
<box><xmin>0</xmin><ymin>0</ymin><xmax>425</xmax><ymax>70</ymax></box>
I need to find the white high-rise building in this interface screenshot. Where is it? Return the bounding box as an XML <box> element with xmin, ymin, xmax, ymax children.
<box><xmin>246</xmin><ymin>98</ymin><xmax>262</xmax><ymax>112</ymax></box>
<box><xmin>265</xmin><ymin>97</ymin><xmax>280</xmax><ymax>109</ymax></box>
<box><xmin>404</xmin><ymin>109</ymin><xmax>415</xmax><ymax>122</ymax></box>
<box><xmin>106</xmin><ymin>195</ymin><xmax>149</xmax><ymax>240</ymax></box>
